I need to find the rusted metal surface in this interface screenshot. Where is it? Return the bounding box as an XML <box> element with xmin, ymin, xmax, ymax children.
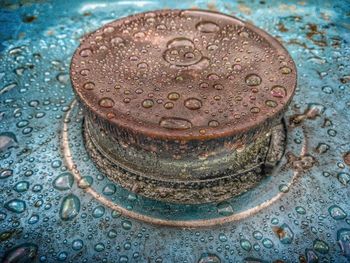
<box><xmin>70</xmin><ymin>9</ymin><xmax>296</xmax><ymax>203</ymax></box>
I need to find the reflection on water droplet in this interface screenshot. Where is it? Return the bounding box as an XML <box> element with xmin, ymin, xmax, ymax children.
<box><xmin>159</xmin><ymin>117</ymin><xmax>192</xmax><ymax>130</ymax></box>
<box><xmin>99</xmin><ymin>98</ymin><xmax>115</xmax><ymax>108</ymax></box>
<box><xmin>184</xmin><ymin>98</ymin><xmax>202</xmax><ymax>110</ymax></box>
<box><xmin>245</xmin><ymin>74</ymin><xmax>262</xmax><ymax>86</ymax></box>
<box><xmin>196</xmin><ymin>21</ymin><xmax>220</xmax><ymax>33</ymax></box>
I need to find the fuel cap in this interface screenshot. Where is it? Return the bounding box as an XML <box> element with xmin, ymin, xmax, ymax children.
<box><xmin>70</xmin><ymin>9</ymin><xmax>297</xmax><ymax>204</ymax></box>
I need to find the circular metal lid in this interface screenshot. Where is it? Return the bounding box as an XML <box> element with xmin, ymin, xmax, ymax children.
<box><xmin>70</xmin><ymin>9</ymin><xmax>296</xmax><ymax>140</ymax></box>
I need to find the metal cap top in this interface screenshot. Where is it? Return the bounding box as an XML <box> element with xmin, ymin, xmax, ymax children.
<box><xmin>70</xmin><ymin>9</ymin><xmax>296</xmax><ymax>140</ymax></box>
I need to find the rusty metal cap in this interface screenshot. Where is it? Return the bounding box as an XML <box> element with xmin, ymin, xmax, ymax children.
<box><xmin>70</xmin><ymin>9</ymin><xmax>296</xmax><ymax>141</ymax></box>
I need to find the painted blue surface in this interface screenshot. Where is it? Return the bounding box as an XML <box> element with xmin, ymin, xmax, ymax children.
<box><xmin>1</xmin><ymin>0</ymin><xmax>350</xmax><ymax>262</ymax></box>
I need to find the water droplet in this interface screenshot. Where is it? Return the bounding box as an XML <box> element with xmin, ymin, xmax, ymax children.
<box><xmin>0</xmin><ymin>132</ymin><xmax>18</xmax><ymax>151</ymax></box>
<box><xmin>164</xmin><ymin>102</ymin><xmax>174</xmax><ymax>109</ymax></box>
<box><xmin>78</xmin><ymin>176</ymin><xmax>93</xmax><ymax>189</ymax></box>
<box><xmin>250</xmin><ymin>107</ymin><xmax>260</xmax><ymax>114</ymax></box>
<box><xmin>328</xmin><ymin>205</ymin><xmax>347</xmax><ymax>220</ymax></box>
<box><xmin>159</xmin><ymin>117</ymin><xmax>192</xmax><ymax>130</ymax></box>
<box><xmin>108</xmin><ymin>229</ymin><xmax>118</xmax><ymax>239</ymax></box>
<box><xmin>265</xmin><ymin>100</ymin><xmax>277</xmax><ymax>108</ymax></box>
<box><xmin>83</xmin><ymin>82</ymin><xmax>95</xmax><ymax>90</ymax></box>
<box><xmin>168</xmin><ymin>92</ymin><xmax>180</xmax><ymax>101</ymax></box>
<box><xmin>28</xmin><ymin>214</ymin><xmax>39</xmax><ymax>224</ymax></box>
<box><xmin>103</xmin><ymin>26</ymin><xmax>115</xmax><ymax>33</ymax></box>
<box><xmin>279</xmin><ymin>184</ymin><xmax>289</xmax><ymax>193</ymax></box>
<box><xmin>253</xmin><ymin>231</ymin><xmax>263</xmax><ymax>240</ymax></box>
<box><xmin>94</xmin><ymin>243</ymin><xmax>105</xmax><ymax>252</ymax></box>
<box><xmin>60</xmin><ymin>194</ymin><xmax>80</xmax><ymax>221</ymax></box>
<box><xmin>2</xmin><ymin>243</ymin><xmax>38</xmax><ymax>263</ymax></box>
<box><xmin>262</xmin><ymin>238</ymin><xmax>274</xmax><ymax>249</ymax></box>
<box><xmin>103</xmin><ymin>184</ymin><xmax>116</xmax><ymax>195</ymax></box>
<box><xmin>0</xmin><ymin>169</ymin><xmax>13</xmax><ymax>179</ymax></box>
<box><xmin>280</xmin><ymin>66</ymin><xmax>292</xmax><ymax>74</ymax></box>
<box><xmin>92</xmin><ymin>206</ymin><xmax>105</xmax><ymax>218</ymax></box>
<box><xmin>313</xmin><ymin>239</ymin><xmax>329</xmax><ymax>254</ymax></box>
<box><xmin>142</xmin><ymin>99</ymin><xmax>154</xmax><ymax>108</ymax></box>
<box><xmin>245</xmin><ymin>74</ymin><xmax>261</xmax><ymax>86</ymax></box>
<box><xmin>214</xmin><ymin>84</ymin><xmax>224</xmax><ymax>90</ymax></box>
<box><xmin>137</xmin><ymin>62</ymin><xmax>149</xmax><ymax>71</ymax></box>
<box><xmin>200</xmin><ymin>82</ymin><xmax>209</xmax><ymax>89</ymax></box>
<box><xmin>338</xmin><ymin>172</ymin><xmax>350</xmax><ymax>185</ymax></box>
<box><xmin>72</xmin><ymin>239</ymin><xmax>84</xmax><ymax>250</ymax></box>
<box><xmin>218</xmin><ymin>233</ymin><xmax>227</xmax><ymax>242</ymax></box>
<box><xmin>240</xmin><ymin>239</ymin><xmax>252</xmax><ymax>251</ymax></box>
<box><xmin>196</xmin><ymin>21</ymin><xmax>220</xmax><ymax>33</ymax></box>
<box><xmin>156</xmin><ymin>24</ymin><xmax>167</xmax><ymax>31</ymax></box>
<box><xmin>337</xmin><ymin>228</ymin><xmax>350</xmax><ymax>258</ymax></box>
<box><xmin>111</xmin><ymin>37</ymin><xmax>124</xmax><ymax>47</ymax></box>
<box><xmin>271</xmin><ymin>85</ymin><xmax>287</xmax><ymax>98</ymax></box>
<box><xmin>14</xmin><ymin>181</ymin><xmax>29</xmax><ymax>192</ymax></box>
<box><xmin>184</xmin><ymin>98</ymin><xmax>202</xmax><ymax>110</ymax></box>
<box><xmin>217</xmin><ymin>202</ymin><xmax>233</xmax><ymax>216</ymax></box>
<box><xmin>295</xmin><ymin>206</ymin><xmax>306</xmax><ymax>215</ymax></box>
<box><xmin>53</xmin><ymin>172</ymin><xmax>74</xmax><ymax>191</ymax></box>
<box><xmin>79</xmin><ymin>48</ymin><xmax>92</xmax><ymax>57</ymax></box>
<box><xmin>198</xmin><ymin>253</ymin><xmax>221</xmax><ymax>263</ymax></box>
<box><xmin>273</xmin><ymin>223</ymin><xmax>294</xmax><ymax>244</ymax></box>
<box><xmin>5</xmin><ymin>199</ymin><xmax>26</xmax><ymax>213</ymax></box>
<box><xmin>305</xmin><ymin>249</ymin><xmax>318</xmax><ymax>263</ymax></box>
<box><xmin>99</xmin><ymin>98</ymin><xmax>115</xmax><ymax>108</ymax></box>
<box><xmin>208</xmin><ymin>120</ymin><xmax>219</xmax><ymax>127</ymax></box>
<box><xmin>122</xmin><ymin>220</ymin><xmax>132</xmax><ymax>230</ymax></box>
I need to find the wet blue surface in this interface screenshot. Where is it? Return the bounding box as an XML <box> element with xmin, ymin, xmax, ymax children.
<box><xmin>1</xmin><ymin>0</ymin><xmax>350</xmax><ymax>262</ymax></box>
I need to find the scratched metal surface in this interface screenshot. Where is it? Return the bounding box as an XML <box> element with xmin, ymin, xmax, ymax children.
<box><xmin>1</xmin><ymin>0</ymin><xmax>350</xmax><ymax>262</ymax></box>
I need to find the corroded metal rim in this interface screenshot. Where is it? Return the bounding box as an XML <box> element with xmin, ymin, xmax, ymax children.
<box><xmin>83</xmin><ymin>115</ymin><xmax>287</xmax><ymax>204</ymax></box>
<box><xmin>61</xmin><ymin>100</ymin><xmax>304</xmax><ymax>228</ymax></box>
